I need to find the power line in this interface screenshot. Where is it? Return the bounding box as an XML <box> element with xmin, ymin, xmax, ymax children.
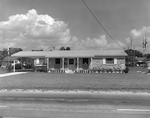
<box><xmin>81</xmin><ymin>0</ymin><xmax>125</xmax><ymax>49</ymax></box>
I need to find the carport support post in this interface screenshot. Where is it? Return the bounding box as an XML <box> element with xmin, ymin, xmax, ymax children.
<box><xmin>13</xmin><ymin>60</ymin><xmax>15</xmax><ymax>72</ymax></box>
<box><xmin>47</xmin><ymin>58</ymin><xmax>49</xmax><ymax>70</ymax></box>
<box><xmin>77</xmin><ymin>58</ymin><xmax>79</xmax><ymax>72</ymax></box>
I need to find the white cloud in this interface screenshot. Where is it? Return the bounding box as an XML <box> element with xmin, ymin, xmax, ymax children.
<box><xmin>68</xmin><ymin>35</ymin><xmax>124</xmax><ymax>50</ymax></box>
<box><xmin>0</xmin><ymin>9</ymin><xmax>71</xmax><ymax>50</ymax></box>
<box><xmin>131</xmin><ymin>29</ymin><xmax>142</xmax><ymax>37</ymax></box>
<box><xmin>105</xmin><ymin>41</ymin><xmax>125</xmax><ymax>49</ymax></box>
<box><xmin>130</xmin><ymin>26</ymin><xmax>150</xmax><ymax>38</ymax></box>
<box><xmin>126</xmin><ymin>26</ymin><xmax>150</xmax><ymax>52</ymax></box>
<box><xmin>125</xmin><ymin>37</ymin><xmax>131</xmax><ymax>43</ymax></box>
<box><xmin>69</xmin><ymin>35</ymin><xmax>107</xmax><ymax>50</ymax></box>
<box><xmin>0</xmin><ymin>9</ymin><xmax>125</xmax><ymax>51</ymax></box>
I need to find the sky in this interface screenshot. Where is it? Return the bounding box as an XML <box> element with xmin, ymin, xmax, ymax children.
<box><xmin>0</xmin><ymin>0</ymin><xmax>150</xmax><ymax>52</ymax></box>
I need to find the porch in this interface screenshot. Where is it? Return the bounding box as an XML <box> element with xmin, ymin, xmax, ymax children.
<box><xmin>47</xmin><ymin>58</ymin><xmax>125</xmax><ymax>74</ymax></box>
<box><xmin>47</xmin><ymin>58</ymin><xmax>91</xmax><ymax>72</ymax></box>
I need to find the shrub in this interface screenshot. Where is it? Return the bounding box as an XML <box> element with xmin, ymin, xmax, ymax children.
<box><xmin>123</xmin><ymin>66</ymin><xmax>129</xmax><ymax>73</ymax></box>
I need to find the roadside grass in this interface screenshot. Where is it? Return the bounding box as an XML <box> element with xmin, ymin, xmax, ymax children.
<box><xmin>0</xmin><ymin>69</ymin><xmax>150</xmax><ymax>92</ymax></box>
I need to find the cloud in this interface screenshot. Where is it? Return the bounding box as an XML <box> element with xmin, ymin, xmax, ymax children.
<box><xmin>0</xmin><ymin>9</ymin><xmax>71</xmax><ymax>50</ymax></box>
<box><xmin>105</xmin><ymin>40</ymin><xmax>125</xmax><ymax>49</ymax></box>
<box><xmin>68</xmin><ymin>35</ymin><xmax>107</xmax><ymax>50</ymax></box>
<box><xmin>68</xmin><ymin>35</ymin><xmax>124</xmax><ymax>50</ymax></box>
<box><xmin>131</xmin><ymin>26</ymin><xmax>150</xmax><ymax>38</ymax></box>
<box><xmin>0</xmin><ymin>9</ymin><xmax>125</xmax><ymax>51</ymax></box>
<box><xmin>131</xmin><ymin>29</ymin><xmax>142</xmax><ymax>38</ymax></box>
<box><xmin>127</xmin><ymin>26</ymin><xmax>150</xmax><ymax>52</ymax></box>
<box><xmin>125</xmin><ymin>37</ymin><xmax>131</xmax><ymax>43</ymax></box>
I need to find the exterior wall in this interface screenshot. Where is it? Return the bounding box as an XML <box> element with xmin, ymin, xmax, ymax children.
<box><xmin>117</xmin><ymin>58</ymin><xmax>125</xmax><ymax>64</ymax></box>
<box><xmin>89</xmin><ymin>57</ymin><xmax>126</xmax><ymax>70</ymax></box>
<box><xmin>49</xmin><ymin>58</ymin><xmax>55</xmax><ymax>68</ymax></box>
<box><xmin>89</xmin><ymin>58</ymin><xmax>103</xmax><ymax>69</ymax></box>
<box><xmin>49</xmin><ymin>58</ymin><xmax>62</xmax><ymax>69</ymax></box>
<box><xmin>64</xmin><ymin>58</ymin><xmax>68</xmax><ymax>68</ymax></box>
<box><xmin>47</xmin><ymin>57</ymin><xmax>126</xmax><ymax>70</ymax></box>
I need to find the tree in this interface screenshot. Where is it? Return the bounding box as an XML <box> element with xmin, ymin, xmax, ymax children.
<box><xmin>32</xmin><ymin>49</ymin><xmax>43</xmax><ymax>51</ymax></box>
<box><xmin>125</xmin><ymin>49</ymin><xmax>143</xmax><ymax>57</ymax></box>
<box><xmin>59</xmin><ymin>46</ymin><xmax>66</xmax><ymax>50</ymax></box>
<box><xmin>0</xmin><ymin>47</ymin><xmax>23</xmax><ymax>67</ymax></box>
<box><xmin>66</xmin><ymin>47</ymin><xmax>71</xmax><ymax>50</ymax></box>
<box><xmin>9</xmin><ymin>48</ymin><xmax>23</xmax><ymax>55</ymax></box>
<box><xmin>144</xmin><ymin>53</ymin><xmax>150</xmax><ymax>60</ymax></box>
<box><xmin>124</xmin><ymin>49</ymin><xmax>143</xmax><ymax>67</ymax></box>
<box><xmin>0</xmin><ymin>47</ymin><xmax>22</xmax><ymax>60</ymax></box>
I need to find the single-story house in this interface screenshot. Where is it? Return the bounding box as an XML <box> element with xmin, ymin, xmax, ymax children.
<box><xmin>11</xmin><ymin>50</ymin><xmax>127</xmax><ymax>73</ymax></box>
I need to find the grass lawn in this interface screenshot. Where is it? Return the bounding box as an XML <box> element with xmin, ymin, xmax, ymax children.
<box><xmin>0</xmin><ymin>68</ymin><xmax>8</xmax><ymax>74</ymax></box>
<box><xmin>0</xmin><ymin>67</ymin><xmax>150</xmax><ymax>91</ymax></box>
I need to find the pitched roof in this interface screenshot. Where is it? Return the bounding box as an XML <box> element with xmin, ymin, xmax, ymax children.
<box><xmin>11</xmin><ymin>50</ymin><xmax>127</xmax><ymax>58</ymax></box>
<box><xmin>46</xmin><ymin>50</ymin><xmax>127</xmax><ymax>57</ymax></box>
<box><xmin>3</xmin><ymin>56</ymin><xmax>18</xmax><ymax>62</ymax></box>
<box><xmin>11</xmin><ymin>51</ymin><xmax>49</xmax><ymax>58</ymax></box>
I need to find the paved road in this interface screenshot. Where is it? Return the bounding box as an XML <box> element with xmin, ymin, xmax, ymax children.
<box><xmin>0</xmin><ymin>98</ymin><xmax>150</xmax><ymax>118</ymax></box>
<box><xmin>0</xmin><ymin>91</ymin><xmax>150</xmax><ymax>118</ymax></box>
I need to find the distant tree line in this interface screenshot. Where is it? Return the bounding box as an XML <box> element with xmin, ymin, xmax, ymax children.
<box><xmin>31</xmin><ymin>49</ymin><xmax>43</xmax><ymax>51</ymax></box>
<box><xmin>124</xmin><ymin>49</ymin><xmax>150</xmax><ymax>67</ymax></box>
<box><xmin>59</xmin><ymin>46</ymin><xmax>71</xmax><ymax>50</ymax></box>
<box><xmin>31</xmin><ymin>47</ymin><xmax>71</xmax><ymax>51</ymax></box>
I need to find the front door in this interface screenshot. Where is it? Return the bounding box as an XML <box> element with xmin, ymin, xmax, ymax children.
<box><xmin>68</xmin><ymin>58</ymin><xmax>75</xmax><ymax>71</ymax></box>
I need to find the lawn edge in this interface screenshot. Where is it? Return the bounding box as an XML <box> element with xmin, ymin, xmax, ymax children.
<box><xmin>0</xmin><ymin>89</ymin><xmax>150</xmax><ymax>94</ymax></box>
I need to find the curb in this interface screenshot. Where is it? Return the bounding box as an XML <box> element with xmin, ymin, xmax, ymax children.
<box><xmin>0</xmin><ymin>90</ymin><xmax>150</xmax><ymax>101</ymax></box>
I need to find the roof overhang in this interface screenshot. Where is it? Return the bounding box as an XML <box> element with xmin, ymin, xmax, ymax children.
<box><xmin>11</xmin><ymin>50</ymin><xmax>127</xmax><ymax>58</ymax></box>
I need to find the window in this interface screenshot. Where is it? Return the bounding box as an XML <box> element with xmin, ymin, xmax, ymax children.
<box><xmin>55</xmin><ymin>58</ymin><xmax>60</xmax><ymax>64</ymax></box>
<box><xmin>36</xmin><ymin>58</ymin><xmax>39</xmax><ymax>64</ymax></box>
<box><xmin>83</xmin><ymin>58</ymin><xmax>88</xmax><ymax>64</ymax></box>
<box><xmin>106</xmin><ymin>58</ymin><xmax>114</xmax><ymax>64</ymax></box>
<box><xmin>69</xmin><ymin>59</ymin><xmax>74</xmax><ymax>65</ymax></box>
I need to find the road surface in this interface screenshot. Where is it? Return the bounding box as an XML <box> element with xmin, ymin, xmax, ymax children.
<box><xmin>0</xmin><ymin>91</ymin><xmax>150</xmax><ymax>118</ymax></box>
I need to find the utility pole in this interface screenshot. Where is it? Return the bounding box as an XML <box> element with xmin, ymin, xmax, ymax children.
<box><xmin>133</xmin><ymin>47</ymin><xmax>135</xmax><ymax>67</ymax></box>
<box><xmin>7</xmin><ymin>44</ymin><xmax>9</xmax><ymax>56</ymax></box>
<box><xmin>143</xmin><ymin>34</ymin><xmax>148</xmax><ymax>67</ymax></box>
<box><xmin>130</xmin><ymin>37</ymin><xmax>134</xmax><ymax>67</ymax></box>
<box><xmin>7</xmin><ymin>43</ymin><xmax>10</xmax><ymax>71</ymax></box>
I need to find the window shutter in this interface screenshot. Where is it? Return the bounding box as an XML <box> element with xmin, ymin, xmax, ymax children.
<box><xmin>103</xmin><ymin>58</ymin><xmax>106</xmax><ymax>64</ymax></box>
<box><xmin>114</xmin><ymin>58</ymin><xmax>117</xmax><ymax>64</ymax></box>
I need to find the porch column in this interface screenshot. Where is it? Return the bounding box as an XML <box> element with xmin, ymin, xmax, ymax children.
<box><xmin>13</xmin><ymin>60</ymin><xmax>16</xmax><ymax>72</ymax></box>
<box><xmin>77</xmin><ymin>58</ymin><xmax>79</xmax><ymax>72</ymax></box>
<box><xmin>62</xmin><ymin>58</ymin><xmax>64</xmax><ymax>71</ymax></box>
<box><xmin>91</xmin><ymin>58</ymin><xmax>93</xmax><ymax>69</ymax></box>
<box><xmin>47</xmin><ymin>58</ymin><xmax>49</xmax><ymax>70</ymax></box>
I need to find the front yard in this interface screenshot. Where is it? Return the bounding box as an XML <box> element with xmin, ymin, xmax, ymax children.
<box><xmin>0</xmin><ymin>68</ymin><xmax>150</xmax><ymax>92</ymax></box>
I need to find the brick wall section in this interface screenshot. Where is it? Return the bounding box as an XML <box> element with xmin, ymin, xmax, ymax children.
<box><xmin>89</xmin><ymin>58</ymin><xmax>125</xmax><ymax>70</ymax></box>
<box><xmin>89</xmin><ymin>59</ymin><xmax>103</xmax><ymax>69</ymax></box>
